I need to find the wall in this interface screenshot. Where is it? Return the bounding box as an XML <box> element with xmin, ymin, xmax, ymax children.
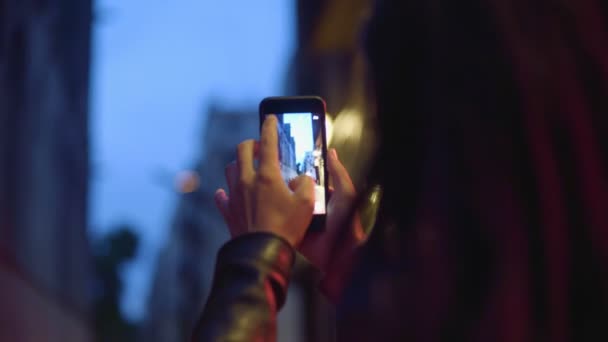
<box><xmin>0</xmin><ymin>1</ymin><xmax>93</xmax><ymax>340</ymax></box>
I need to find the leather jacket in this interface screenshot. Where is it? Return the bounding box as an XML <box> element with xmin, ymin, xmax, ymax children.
<box><xmin>191</xmin><ymin>233</ymin><xmax>295</xmax><ymax>342</ymax></box>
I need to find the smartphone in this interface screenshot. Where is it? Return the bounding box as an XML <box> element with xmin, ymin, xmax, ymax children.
<box><xmin>259</xmin><ymin>96</ymin><xmax>329</xmax><ymax>231</ymax></box>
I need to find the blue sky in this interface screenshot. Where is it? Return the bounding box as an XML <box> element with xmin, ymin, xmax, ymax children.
<box><xmin>283</xmin><ymin>113</ymin><xmax>314</xmax><ymax>164</ymax></box>
<box><xmin>90</xmin><ymin>0</ymin><xmax>295</xmax><ymax>321</ymax></box>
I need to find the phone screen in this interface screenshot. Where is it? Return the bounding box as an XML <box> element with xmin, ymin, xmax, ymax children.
<box><xmin>272</xmin><ymin>112</ymin><xmax>327</xmax><ymax>215</ymax></box>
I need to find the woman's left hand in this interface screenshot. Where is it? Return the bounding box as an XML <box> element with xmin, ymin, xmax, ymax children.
<box><xmin>297</xmin><ymin>148</ymin><xmax>367</xmax><ymax>290</ymax></box>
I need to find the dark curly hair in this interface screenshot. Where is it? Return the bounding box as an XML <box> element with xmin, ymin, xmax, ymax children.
<box><xmin>347</xmin><ymin>0</ymin><xmax>608</xmax><ymax>340</ymax></box>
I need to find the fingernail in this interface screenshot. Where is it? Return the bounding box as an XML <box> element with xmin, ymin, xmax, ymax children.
<box><xmin>266</xmin><ymin>115</ymin><xmax>277</xmax><ymax>124</ymax></box>
<box><xmin>331</xmin><ymin>148</ymin><xmax>338</xmax><ymax>160</ymax></box>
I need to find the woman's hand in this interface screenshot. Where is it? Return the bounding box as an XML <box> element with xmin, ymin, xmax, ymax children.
<box><xmin>298</xmin><ymin>149</ymin><xmax>367</xmax><ymax>282</ymax></box>
<box><xmin>214</xmin><ymin>115</ymin><xmax>316</xmax><ymax>247</ymax></box>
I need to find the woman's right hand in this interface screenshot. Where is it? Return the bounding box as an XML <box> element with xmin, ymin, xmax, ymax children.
<box><xmin>214</xmin><ymin>115</ymin><xmax>316</xmax><ymax>247</ymax></box>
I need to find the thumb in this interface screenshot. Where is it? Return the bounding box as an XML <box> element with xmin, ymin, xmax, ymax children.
<box><xmin>327</xmin><ymin>148</ymin><xmax>355</xmax><ymax>194</ymax></box>
<box><xmin>289</xmin><ymin>175</ymin><xmax>316</xmax><ymax>206</ymax></box>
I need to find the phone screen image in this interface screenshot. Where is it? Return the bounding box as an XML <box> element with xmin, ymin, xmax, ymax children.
<box><xmin>272</xmin><ymin>112</ymin><xmax>327</xmax><ymax>215</ymax></box>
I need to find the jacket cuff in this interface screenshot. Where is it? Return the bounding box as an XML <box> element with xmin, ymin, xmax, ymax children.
<box><xmin>217</xmin><ymin>232</ymin><xmax>296</xmax><ymax>309</ymax></box>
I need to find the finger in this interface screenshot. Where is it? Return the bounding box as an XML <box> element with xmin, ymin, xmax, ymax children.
<box><xmin>254</xmin><ymin>141</ymin><xmax>260</xmax><ymax>158</ymax></box>
<box><xmin>251</xmin><ymin>141</ymin><xmax>261</xmax><ymax>170</ymax></box>
<box><xmin>224</xmin><ymin>161</ymin><xmax>238</xmax><ymax>194</ymax></box>
<box><xmin>215</xmin><ymin>188</ymin><xmax>243</xmax><ymax>237</ymax></box>
<box><xmin>291</xmin><ymin>175</ymin><xmax>316</xmax><ymax>208</ymax></box>
<box><xmin>259</xmin><ymin>115</ymin><xmax>280</xmax><ymax>173</ymax></box>
<box><xmin>237</xmin><ymin>139</ymin><xmax>256</xmax><ymax>183</ymax></box>
<box><xmin>214</xmin><ymin>189</ymin><xmax>230</xmax><ymax>222</ymax></box>
<box><xmin>288</xmin><ymin>177</ymin><xmax>301</xmax><ymax>192</ymax></box>
<box><xmin>327</xmin><ymin>148</ymin><xmax>355</xmax><ymax>194</ymax></box>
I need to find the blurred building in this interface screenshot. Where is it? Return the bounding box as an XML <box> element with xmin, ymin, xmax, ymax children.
<box><xmin>141</xmin><ymin>105</ymin><xmax>259</xmax><ymax>341</ymax></box>
<box><xmin>0</xmin><ymin>1</ymin><xmax>93</xmax><ymax>341</ymax></box>
<box><xmin>277</xmin><ymin>118</ymin><xmax>298</xmax><ymax>181</ymax></box>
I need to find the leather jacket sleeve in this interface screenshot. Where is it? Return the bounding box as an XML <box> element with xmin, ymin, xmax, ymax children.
<box><xmin>191</xmin><ymin>232</ymin><xmax>296</xmax><ymax>342</ymax></box>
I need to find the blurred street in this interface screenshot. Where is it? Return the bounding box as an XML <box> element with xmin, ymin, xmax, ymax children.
<box><xmin>0</xmin><ymin>0</ymin><xmax>373</xmax><ymax>341</ymax></box>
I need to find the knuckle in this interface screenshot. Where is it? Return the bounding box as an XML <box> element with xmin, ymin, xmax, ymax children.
<box><xmin>303</xmin><ymin>197</ymin><xmax>315</xmax><ymax>211</ymax></box>
<box><xmin>260</xmin><ymin>136</ymin><xmax>271</xmax><ymax>151</ymax></box>
<box><xmin>298</xmin><ymin>192</ymin><xmax>315</xmax><ymax>209</ymax></box>
<box><xmin>237</xmin><ymin>174</ymin><xmax>252</xmax><ymax>188</ymax></box>
<box><xmin>257</xmin><ymin>170</ymin><xmax>275</xmax><ymax>185</ymax></box>
<box><xmin>258</xmin><ymin>163</ymin><xmax>278</xmax><ymax>177</ymax></box>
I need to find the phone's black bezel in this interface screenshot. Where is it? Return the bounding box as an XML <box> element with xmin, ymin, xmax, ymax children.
<box><xmin>259</xmin><ymin>96</ymin><xmax>328</xmax><ymax>231</ymax></box>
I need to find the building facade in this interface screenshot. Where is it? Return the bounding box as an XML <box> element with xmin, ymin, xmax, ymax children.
<box><xmin>0</xmin><ymin>1</ymin><xmax>93</xmax><ymax>341</ymax></box>
<box><xmin>142</xmin><ymin>106</ymin><xmax>259</xmax><ymax>341</ymax></box>
<box><xmin>278</xmin><ymin>118</ymin><xmax>298</xmax><ymax>182</ymax></box>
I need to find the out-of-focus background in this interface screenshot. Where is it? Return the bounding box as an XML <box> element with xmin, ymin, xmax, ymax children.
<box><xmin>0</xmin><ymin>0</ymin><xmax>375</xmax><ymax>341</ymax></box>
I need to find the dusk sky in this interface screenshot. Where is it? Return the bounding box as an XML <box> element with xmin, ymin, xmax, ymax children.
<box><xmin>90</xmin><ymin>0</ymin><xmax>294</xmax><ymax>321</ymax></box>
